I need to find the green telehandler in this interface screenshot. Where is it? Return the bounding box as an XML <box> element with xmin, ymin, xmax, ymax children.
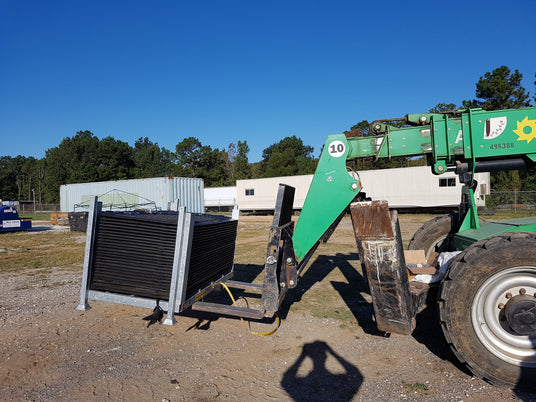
<box><xmin>284</xmin><ymin>106</ymin><xmax>536</xmax><ymax>390</ymax></box>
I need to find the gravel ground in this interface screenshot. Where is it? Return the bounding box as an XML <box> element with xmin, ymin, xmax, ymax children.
<box><xmin>1</xmin><ymin>220</ymin><xmax>536</xmax><ymax>401</ymax></box>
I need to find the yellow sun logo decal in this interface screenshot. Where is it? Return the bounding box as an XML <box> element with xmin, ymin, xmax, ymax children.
<box><xmin>514</xmin><ymin>116</ymin><xmax>536</xmax><ymax>143</ymax></box>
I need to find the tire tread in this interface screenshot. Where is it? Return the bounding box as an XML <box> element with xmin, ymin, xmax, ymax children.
<box><xmin>438</xmin><ymin>232</ymin><xmax>536</xmax><ymax>391</ymax></box>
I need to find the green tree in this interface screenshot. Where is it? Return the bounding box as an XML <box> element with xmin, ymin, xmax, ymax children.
<box><xmin>461</xmin><ymin>67</ymin><xmax>533</xmax><ymax>193</ymax></box>
<box><xmin>0</xmin><ymin>156</ymin><xmax>20</xmax><ymax>200</ymax></box>
<box><xmin>173</xmin><ymin>137</ymin><xmax>227</xmax><ymax>186</ymax></box>
<box><xmin>132</xmin><ymin>137</ymin><xmax>172</xmax><ymax>178</ymax></box>
<box><xmin>18</xmin><ymin>156</ymin><xmax>41</xmax><ymax>201</ymax></box>
<box><xmin>224</xmin><ymin>141</ymin><xmax>251</xmax><ymax>182</ymax></box>
<box><xmin>249</xmin><ymin>161</ymin><xmax>262</xmax><ymax>179</ymax></box>
<box><xmin>174</xmin><ymin>137</ymin><xmax>205</xmax><ymax>177</ymax></box>
<box><xmin>12</xmin><ymin>156</ymin><xmax>29</xmax><ymax>200</ymax></box>
<box><xmin>462</xmin><ymin>66</ymin><xmax>531</xmax><ymax>110</ymax></box>
<box><xmin>34</xmin><ymin>158</ymin><xmax>46</xmax><ymax>203</ymax></box>
<box><xmin>44</xmin><ymin>131</ymin><xmax>136</xmax><ymax>202</ymax></box>
<box><xmin>45</xmin><ymin>131</ymin><xmax>100</xmax><ymax>201</ymax></box>
<box><xmin>97</xmin><ymin>136</ymin><xmax>134</xmax><ymax>181</ymax></box>
<box><xmin>0</xmin><ymin>156</ymin><xmax>47</xmax><ymax>203</ymax></box>
<box><xmin>224</xmin><ymin>143</ymin><xmax>237</xmax><ymax>183</ymax></box>
<box><xmin>260</xmin><ymin>136</ymin><xmax>316</xmax><ymax>177</ymax></box>
<box><xmin>429</xmin><ymin>103</ymin><xmax>457</xmax><ymax>113</ymax></box>
<box><xmin>204</xmin><ymin>149</ymin><xmax>228</xmax><ymax>186</ymax></box>
<box><xmin>235</xmin><ymin>141</ymin><xmax>251</xmax><ymax>180</ymax></box>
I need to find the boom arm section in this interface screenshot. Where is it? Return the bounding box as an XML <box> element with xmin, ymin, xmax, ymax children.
<box><xmin>292</xmin><ymin>107</ymin><xmax>536</xmax><ymax>263</ymax></box>
<box><xmin>348</xmin><ymin>107</ymin><xmax>536</xmax><ymax>175</ymax></box>
<box><xmin>292</xmin><ymin>134</ymin><xmax>362</xmax><ymax>261</ymax></box>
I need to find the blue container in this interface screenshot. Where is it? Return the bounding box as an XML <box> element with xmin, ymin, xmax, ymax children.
<box><xmin>0</xmin><ymin>206</ymin><xmax>32</xmax><ymax>232</ymax></box>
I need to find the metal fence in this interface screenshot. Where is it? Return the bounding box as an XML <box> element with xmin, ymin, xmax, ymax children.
<box><xmin>12</xmin><ymin>194</ymin><xmax>536</xmax><ymax>215</ymax></box>
<box><xmin>486</xmin><ymin>191</ymin><xmax>536</xmax><ymax>212</ymax></box>
<box><xmin>20</xmin><ymin>203</ymin><xmax>61</xmax><ymax>214</ymax></box>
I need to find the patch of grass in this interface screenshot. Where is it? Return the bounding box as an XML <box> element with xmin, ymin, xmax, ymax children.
<box><xmin>42</xmin><ymin>281</ymin><xmax>68</xmax><ymax>288</ymax></box>
<box><xmin>24</xmin><ymin>212</ymin><xmax>53</xmax><ymax>220</ymax></box>
<box><xmin>487</xmin><ymin>209</ymin><xmax>536</xmax><ymax>220</ymax></box>
<box><xmin>234</xmin><ymin>221</ymin><xmax>271</xmax><ymax>267</ymax></box>
<box><xmin>401</xmin><ymin>381</ymin><xmax>430</xmax><ymax>392</ymax></box>
<box><xmin>25</xmin><ymin>268</ymin><xmax>51</xmax><ymax>276</ymax></box>
<box><xmin>231</xmin><ymin>214</ymin><xmax>446</xmax><ymax>328</ymax></box>
<box><xmin>0</xmin><ymin>231</ymin><xmax>85</xmax><ymax>274</ymax></box>
<box><xmin>310</xmin><ymin>304</ymin><xmax>356</xmax><ymax>321</ymax></box>
<box><xmin>14</xmin><ymin>284</ymin><xmax>33</xmax><ymax>291</ymax></box>
<box><xmin>232</xmin><ymin>216</ymin><xmax>377</xmax><ymax>324</ymax></box>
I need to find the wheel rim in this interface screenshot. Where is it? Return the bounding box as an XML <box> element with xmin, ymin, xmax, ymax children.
<box><xmin>425</xmin><ymin>234</ymin><xmax>448</xmax><ymax>260</ymax></box>
<box><xmin>472</xmin><ymin>266</ymin><xmax>536</xmax><ymax>367</ymax></box>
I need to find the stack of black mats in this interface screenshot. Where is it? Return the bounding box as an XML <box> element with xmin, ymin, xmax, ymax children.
<box><xmin>88</xmin><ymin>211</ymin><xmax>237</xmax><ymax>302</ymax></box>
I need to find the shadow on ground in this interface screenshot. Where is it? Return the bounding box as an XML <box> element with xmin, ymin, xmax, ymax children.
<box><xmin>411</xmin><ymin>301</ymin><xmax>469</xmax><ymax>372</ymax></box>
<box><xmin>278</xmin><ymin>252</ymin><xmax>386</xmax><ymax>336</ymax></box>
<box><xmin>193</xmin><ymin>254</ymin><xmax>389</xmax><ymax>335</ymax></box>
<box><xmin>180</xmin><ymin>256</ymin><xmax>536</xmax><ymax>398</ymax></box>
<box><xmin>207</xmin><ymin>256</ymin><xmax>468</xmax><ymax>372</ymax></box>
<box><xmin>281</xmin><ymin>340</ymin><xmax>363</xmax><ymax>401</ymax></box>
<box><xmin>29</xmin><ymin>226</ymin><xmax>52</xmax><ymax>232</ymax></box>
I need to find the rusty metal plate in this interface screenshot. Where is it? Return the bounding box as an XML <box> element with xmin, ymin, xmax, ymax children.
<box><xmin>350</xmin><ymin>200</ymin><xmax>394</xmax><ymax>240</ymax></box>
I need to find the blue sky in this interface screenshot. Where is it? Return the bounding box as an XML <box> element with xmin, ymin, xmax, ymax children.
<box><xmin>1</xmin><ymin>1</ymin><xmax>535</xmax><ymax>162</ymax></box>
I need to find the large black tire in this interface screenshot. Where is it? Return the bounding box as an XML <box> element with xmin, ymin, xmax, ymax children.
<box><xmin>408</xmin><ymin>213</ymin><xmax>457</xmax><ymax>261</ymax></box>
<box><xmin>439</xmin><ymin>232</ymin><xmax>536</xmax><ymax>391</ymax></box>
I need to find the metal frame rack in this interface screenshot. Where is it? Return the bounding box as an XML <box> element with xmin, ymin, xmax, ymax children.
<box><xmin>77</xmin><ymin>184</ymin><xmax>298</xmax><ymax>324</ymax></box>
<box><xmin>76</xmin><ymin>196</ymin><xmax>237</xmax><ymax>325</ymax></box>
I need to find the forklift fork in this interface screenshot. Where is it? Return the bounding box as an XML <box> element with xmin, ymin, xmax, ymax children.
<box><xmin>192</xmin><ymin>184</ymin><xmax>297</xmax><ymax>319</ymax></box>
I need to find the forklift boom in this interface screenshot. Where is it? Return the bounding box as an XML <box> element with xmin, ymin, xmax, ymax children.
<box><xmin>292</xmin><ymin>107</ymin><xmax>536</xmax><ymax>262</ymax></box>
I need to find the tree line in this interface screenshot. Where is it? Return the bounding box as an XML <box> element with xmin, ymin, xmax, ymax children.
<box><xmin>0</xmin><ymin>132</ymin><xmax>316</xmax><ymax>203</ymax></box>
<box><xmin>1</xmin><ymin>65</ymin><xmax>535</xmax><ymax>203</ymax></box>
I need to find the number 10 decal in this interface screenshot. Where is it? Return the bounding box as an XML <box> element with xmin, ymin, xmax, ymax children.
<box><xmin>328</xmin><ymin>140</ymin><xmax>346</xmax><ymax>158</ymax></box>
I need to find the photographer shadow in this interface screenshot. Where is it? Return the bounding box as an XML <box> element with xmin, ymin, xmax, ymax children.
<box><xmin>281</xmin><ymin>340</ymin><xmax>362</xmax><ymax>401</ymax></box>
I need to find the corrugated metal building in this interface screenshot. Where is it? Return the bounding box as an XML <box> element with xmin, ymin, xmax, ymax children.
<box><xmin>60</xmin><ymin>177</ymin><xmax>204</xmax><ymax>213</ymax></box>
<box><xmin>236</xmin><ymin>166</ymin><xmax>490</xmax><ymax>211</ymax></box>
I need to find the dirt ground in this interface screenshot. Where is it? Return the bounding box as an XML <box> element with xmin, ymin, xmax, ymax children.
<box><xmin>1</xmin><ymin>215</ymin><xmax>536</xmax><ymax>401</ymax></box>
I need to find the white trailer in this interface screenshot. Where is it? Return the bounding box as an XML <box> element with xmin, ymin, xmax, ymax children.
<box><xmin>204</xmin><ymin>186</ymin><xmax>237</xmax><ymax>210</ymax></box>
<box><xmin>237</xmin><ymin>166</ymin><xmax>490</xmax><ymax>211</ymax></box>
<box><xmin>237</xmin><ymin>175</ymin><xmax>314</xmax><ymax>211</ymax></box>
